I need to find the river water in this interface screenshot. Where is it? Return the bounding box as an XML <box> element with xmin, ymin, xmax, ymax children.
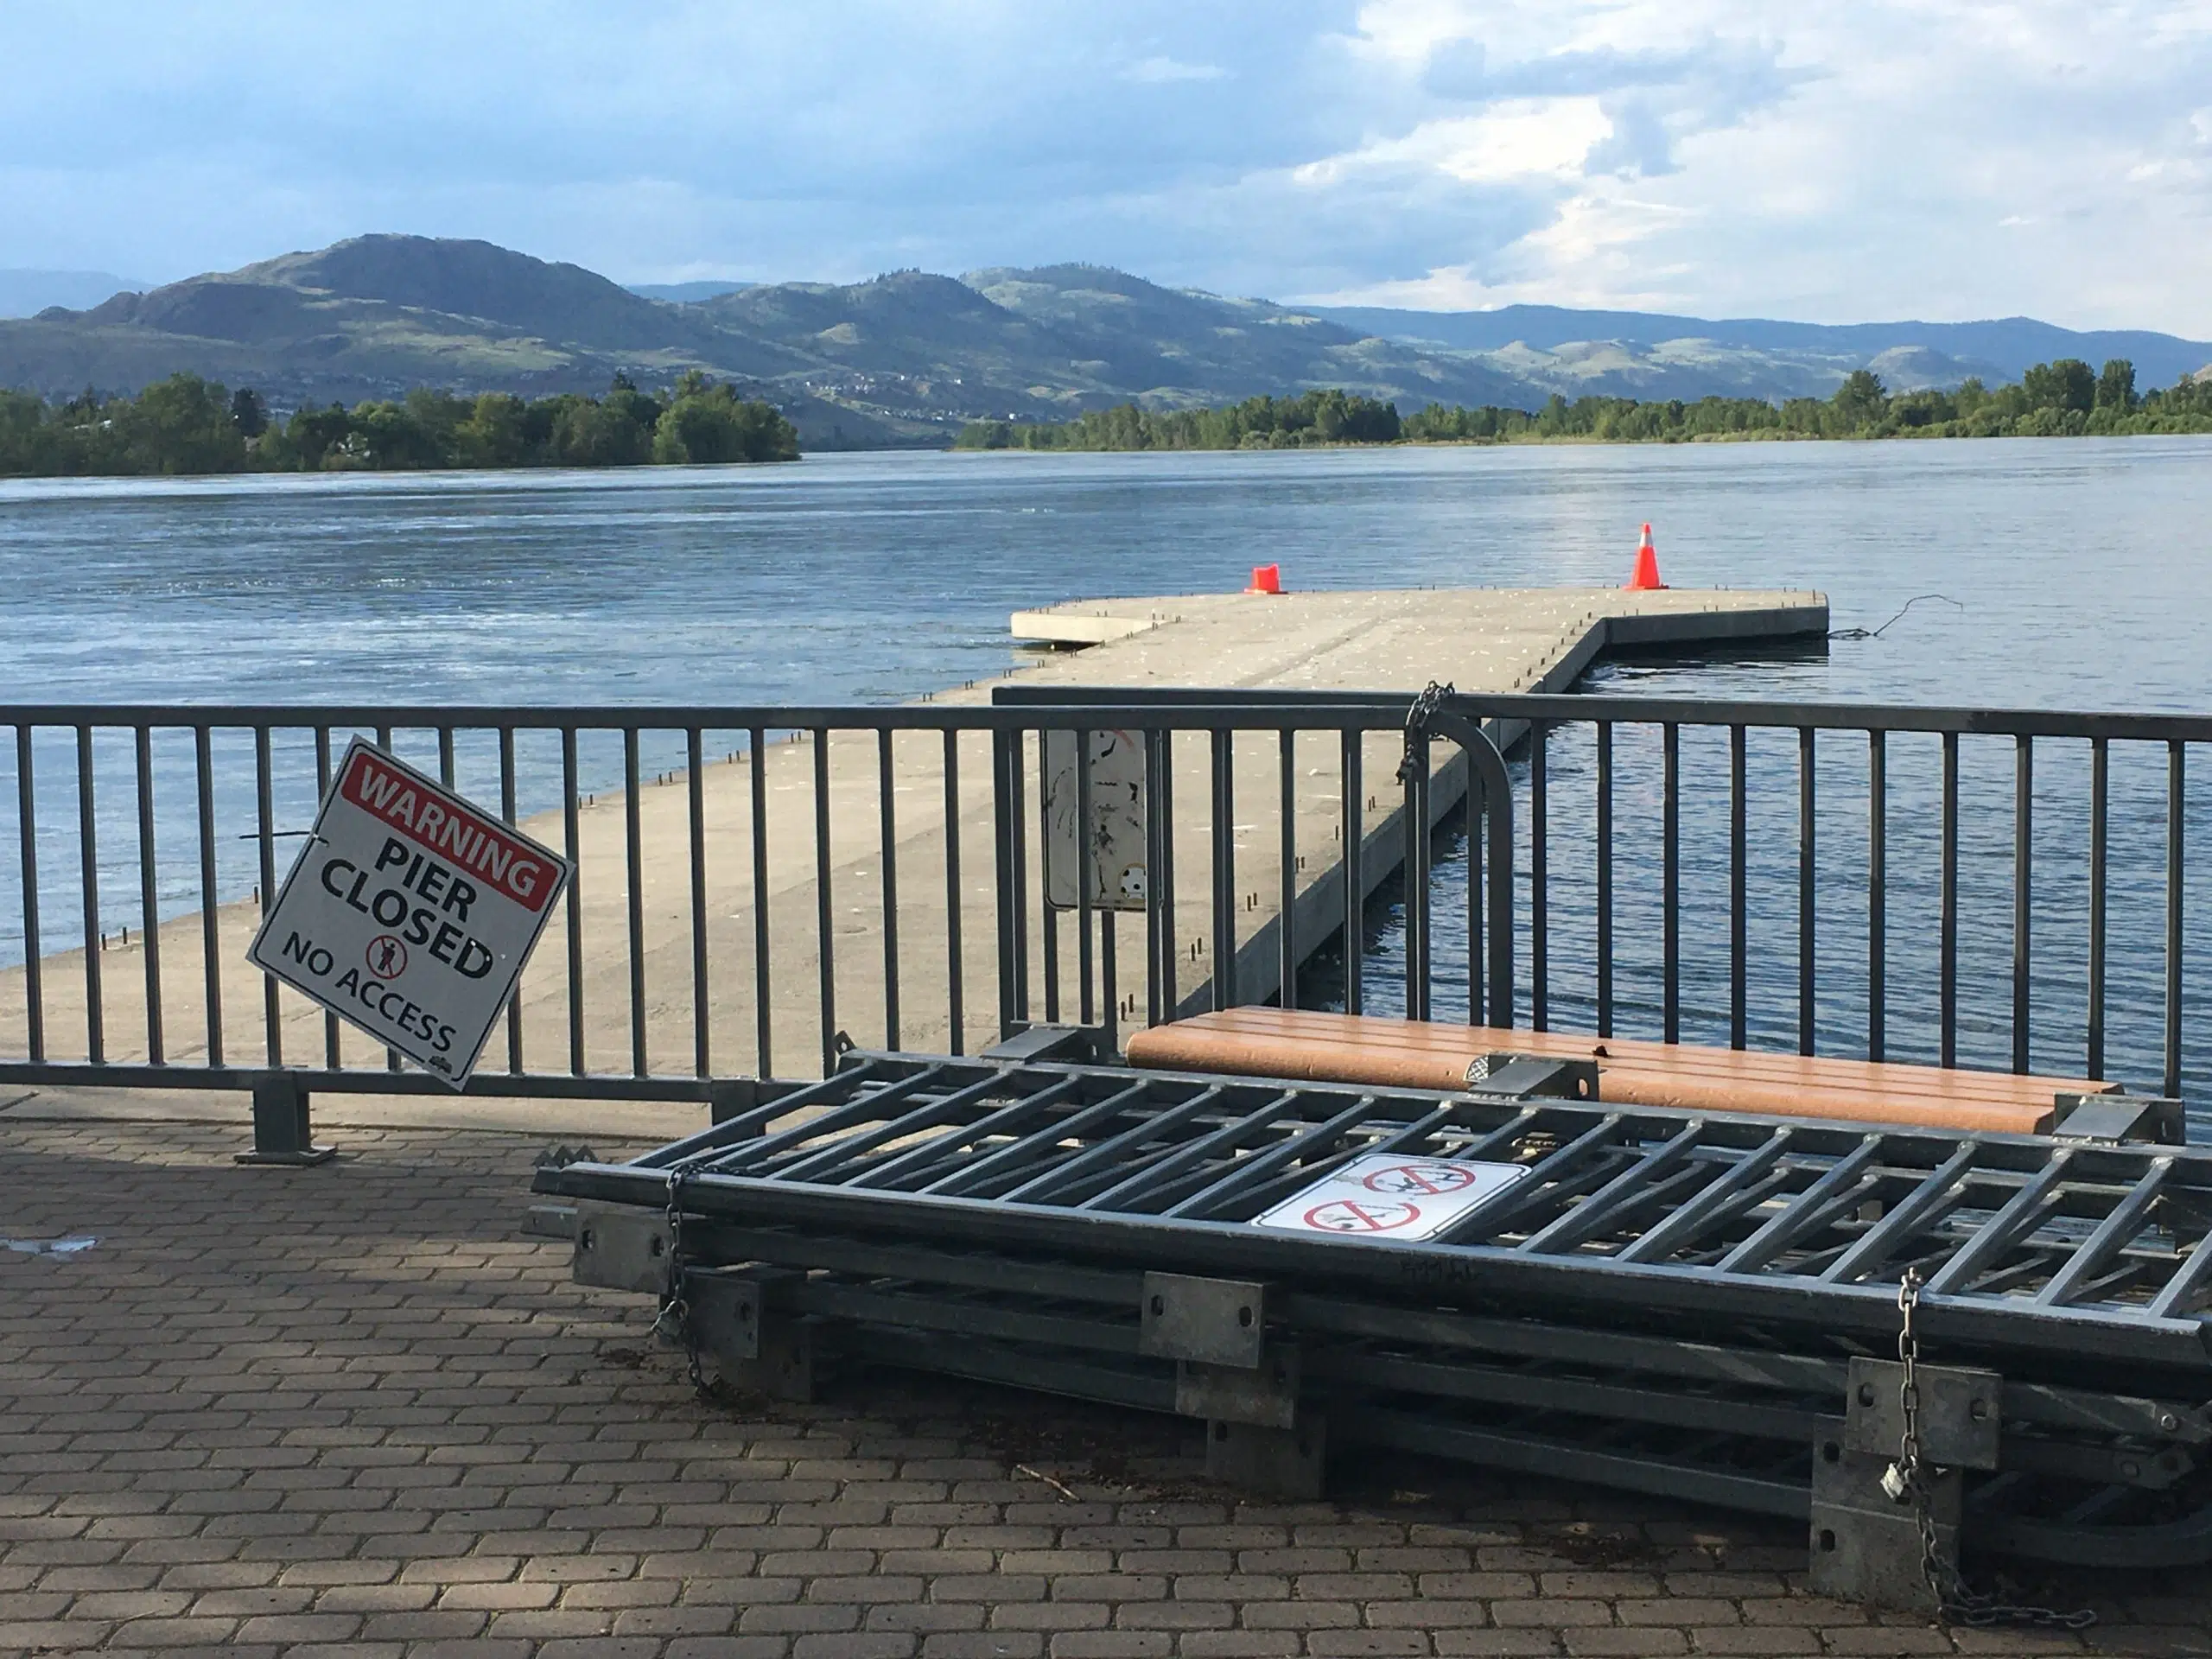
<box><xmin>3</xmin><ymin>440</ymin><xmax>2210</xmax><ymax>1098</ymax></box>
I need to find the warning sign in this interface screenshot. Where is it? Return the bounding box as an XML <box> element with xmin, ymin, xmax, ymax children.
<box><xmin>1254</xmin><ymin>1152</ymin><xmax>1529</xmax><ymax>1241</ymax></box>
<box><xmin>246</xmin><ymin>739</ymin><xmax>572</xmax><ymax>1088</ymax></box>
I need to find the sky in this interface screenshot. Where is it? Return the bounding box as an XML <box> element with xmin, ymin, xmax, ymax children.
<box><xmin>6</xmin><ymin>0</ymin><xmax>2212</xmax><ymax>333</ymax></box>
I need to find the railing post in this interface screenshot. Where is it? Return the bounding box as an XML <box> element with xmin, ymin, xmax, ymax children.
<box><xmin>235</xmin><ymin>1073</ymin><xmax>334</xmax><ymax>1166</ymax></box>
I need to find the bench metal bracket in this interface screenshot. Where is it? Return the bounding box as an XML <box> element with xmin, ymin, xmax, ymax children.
<box><xmin>1465</xmin><ymin>1054</ymin><xmax>1600</xmax><ymax>1102</ymax></box>
<box><xmin>983</xmin><ymin>1023</ymin><xmax>1107</xmax><ymax>1064</ymax></box>
<box><xmin>2055</xmin><ymin>1091</ymin><xmax>2185</xmax><ymax>1145</ymax></box>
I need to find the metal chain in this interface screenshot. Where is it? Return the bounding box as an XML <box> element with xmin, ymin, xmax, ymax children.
<box><xmin>652</xmin><ymin>1163</ymin><xmax>715</xmax><ymax>1401</ymax></box>
<box><xmin>1398</xmin><ymin>681</ymin><xmax>1457</xmax><ymax>786</ymax></box>
<box><xmin>1891</xmin><ymin>1270</ymin><xmax>2095</xmax><ymax>1630</ymax></box>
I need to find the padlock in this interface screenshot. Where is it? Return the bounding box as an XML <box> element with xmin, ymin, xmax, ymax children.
<box><xmin>1880</xmin><ymin>1461</ymin><xmax>1910</xmax><ymax>1503</ymax></box>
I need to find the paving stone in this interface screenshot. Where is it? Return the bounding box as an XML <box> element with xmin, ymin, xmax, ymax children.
<box><xmin>6</xmin><ymin>1119</ymin><xmax>2209</xmax><ymax>1659</ymax></box>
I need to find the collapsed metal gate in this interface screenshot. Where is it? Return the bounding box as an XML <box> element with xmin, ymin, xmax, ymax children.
<box><xmin>534</xmin><ymin>1046</ymin><xmax>2212</xmax><ymax>1611</ymax></box>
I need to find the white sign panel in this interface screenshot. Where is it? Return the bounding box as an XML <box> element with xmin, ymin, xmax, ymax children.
<box><xmin>247</xmin><ymin>740</ymin><xmax>573</xmax><ymax>1088</ymax></box>
<box><xmin>1253</xmin><ymin>1152</ymin><xmax>1529</xmax><ymax>1241</ymax></box>
<box><xmin>1043</xmin><ymin>727</ymin><xmax>1147</xmax><ymax>912</ymax></box>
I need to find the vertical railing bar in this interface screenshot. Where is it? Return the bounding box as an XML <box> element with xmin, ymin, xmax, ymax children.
<box><xmin>315</xmin><ymin>728</ymin><xmax>336</xmax><ymax>1070</ymax></box>
<box><xmin>194</xmin><ymin>725</ymin><xmax>216</xmax><ymax>1067</ymax></box>
<box><xmin>1405</xmin><ymin>731</ymin><xmax>1430</xmax><ymax>1023</ymax></box>
<box><xmin>1797</xmin><ymin>725</ymin><xmax>1815</xmax><ymax>1058</ymax></box>
<box><xmin>1278</xmin><ymin>729</ymin><xmax>1297</xmax><ymax>1014</ymax></box>
<box><xmin>689</xmin><ymin>727</ymin><xmax>709</xmax><ymax>1078</ymax></box>
<box><xmin>563</xmin><ymin>727</ymin><xmax>584</xmax><ymax>1077</ymax></box>
<box><xmin>1662</xmin><ymin>721</ymin><xmax>1680</xmax><ymax>1045</ymax></box>
<box><xmin>1144</xmin><ymin>730</ymin><xmax>1165</xmax><ymax>1029</ymax></box>
<box><xmin>1211</xmin><ymin>728</ymin><xmax>1236</xmax><ymax>1012</ymax></box>
<box><xmin>750</xmin><ymin>728</ymin><xmax>772</xmax><ymax>1077</ymax></box>
<box><xmin>252</xmin><ymin>724</ymin><xmax>276</xmax><ymax>1069</ymax></box>
<box><xmin>437</xmin><ymin>727</ymin><xmax>454</xmax><ymax>788</ymax></box>
<box><xmin>1529</xmin><ymin>724</ymin><xmax>1548</xmax><ymax>1033</ymax></box>
<box><xmin>1342</xmin><ymin>730</ymin><xmax>1363</xmax><ymax>1019</ymax></box>
<box><xmin>2013</xmin><ymin>734</ymin><xmax>2033</xmax><ymax>1075</ymax></box>
<box><xmin>815</xmin><ymin>728</ymin><xmax>837</xmax><ymax>1077</ymax></box>
<box><xmin>134</xmin><ymin>725</ymin><xmax>164</xmax><ymax>1066</ymax></box>
<box><xmin>1154</xmin><ymin>728</ymin><xmax>1174</xmax><ymax>1022</ymax></box>
<box><xmin>1101</xmin><ymin>907</ymin><xmax>1119</xmax><ymax>1054</ymax></box>
<box><xmin>1868</xmin><ymin>729</ymin><xmax>1886</xmax><ymax>1065</ymax></box>
<box><xmin>878</xmin><ymin>727</ymin><xmax>902</xmax><ymax>1052</ymax></box>
<box><xmin>1038</xmin><ymin>737</ymin><xmax>1061</xmax><ymax>1024</ymax></box>
<box><xmin>944</xmin><ymin>728</ymin><xmax>964</xmax><ymax>1055</ymax></box>
<box><xmin>624</xmin><ymin>727</ymin><xmax>646</xmax><ymax>1078</ymax></box>
<box><xmin>1595</xmin><ymin>721</ymin><xmax>1612</xmax><ymax>1040</ymax></box>
<box><xmin>16</xmin><ymin>725</ymin><xmax>43</xmax><ymax>1063</ymax></box>
<box><xmin>1009</xmin><ymin>729</ymin><xmax>1029</xmax><ymax>1025</ymax></box>
<box><xmin>77</xmin><ymin>725</ymin><xmax>104</xmax><ymax>1065</ymax></box>
<box><xmin>1729</xmin><ymin>725</ymin><xmax>1746</xmax><ymax>1051</ymax></box>
<box><xmin>1465</xmin><ymin>730</ymin><xmax>1483</xmax><ymax>1028</ymax></box>
<box><xmin>1076</xmin><ymin>728</ymin><xmax>1095</xmax><ymax>1028</ymax></box>
<box><xmin>1941</xmin><ymin>732</ymin><xmax>1960</xmax><ymax>1069</ymax></box>
<box><xmin>499</xmin><ymin>726</ymin><xmax>522</xmax><ymax>1076</ymax></box>
<box><xmin>2166</xmin><ymin>741</ymin><xmax>2184</xmax><ymax>1099</ymax></box>
<box><xmin>377</xmin><ymin>724</ymin><xmax>397</xmax><ymax>1071</ymax></box>
<box><xmin>2088</xmin><ymin>736</ymin><xmax>2107</xmax><ymax>1082</ymax></box>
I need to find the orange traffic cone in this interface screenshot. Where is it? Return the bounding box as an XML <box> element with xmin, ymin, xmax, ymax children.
<box><xmin>1625</xmin><ymin>524</ymin><xmax>1665</xmax><ymax>590</ymax></box>
<box><xmin>1244</xmin><ymin>563</ymin><xmax>1283</xmax><ymax>594</ymax></box>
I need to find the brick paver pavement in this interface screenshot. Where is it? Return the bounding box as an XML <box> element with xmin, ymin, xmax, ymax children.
<box><xmin>3</xmin><ymin>1116</ymin><xmax>2209</xmax><ymax>1658</ymax></box>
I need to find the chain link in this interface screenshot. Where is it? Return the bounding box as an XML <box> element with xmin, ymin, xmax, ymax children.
<box><xmin>1890</xmin><ymin>1270</ymin><xmax>2095</xmax><ymax>1630</ymax></box>
<box><xmin>652</xmin><ymin>1163</ymin><xmax>716</xmax><ymax>1401</ymax></box>
<box><xmin>1397</xmin><ymin>681</ymin><xmax>1457</xmax><ymax>788</ymax></box>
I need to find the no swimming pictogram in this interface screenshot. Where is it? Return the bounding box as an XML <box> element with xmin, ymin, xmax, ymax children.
<box><xmin>1362</xmin><ymin>1161</ymin><xmax>1479</xmax><ymax>1197</ymax></box>
<box><xmin>1255</xmin><ymin>1150</ymin><xmax>1532</xmax><ymax>1240</ymax></box>
<box><xmin>1301</xmin><ymin>1198</ymin><xmax>1421</xmax><ymax>1233</ymax></box>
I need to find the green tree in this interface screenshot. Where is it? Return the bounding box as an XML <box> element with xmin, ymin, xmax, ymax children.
<box><xmin>230</xmin><ymin>388</ymin><xmax>267</xmax><ymax>440</ymax></box>
<box><xmin>652</xmin><ymin>372</ymin><xmax>799</xmax><ymax>463</ymax></box>
<box><xmin>1831</xmin><ymin>370</ymin><xmax>1889</xmax><ymax>431</ymax></box>
<box><xmin>116</xmin><ymin>374</ymin><xmax>248</xmax><ymax>474</ymax></box>
<box><xmin>2023</xmin><ymin>359</ymin><xmax>2096</xmax><ymax>414</ymax></box>
<box><xmin>2096</xmin><ymin>359</ymin><xmax>2137</xmax><ymax>411</ymax></box>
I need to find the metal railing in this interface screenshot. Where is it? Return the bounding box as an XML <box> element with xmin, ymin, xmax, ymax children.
<box><xmin>0</xmin><ymin>687</ymin><xmax>2203</xmax><ymax>1147</ymax></box>
<box><xmin>0</xmin><ymin>696</ymin><xmax>1506</xmax><ymax>1146</ymax></box>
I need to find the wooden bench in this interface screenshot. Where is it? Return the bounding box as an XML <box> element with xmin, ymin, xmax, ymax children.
<box><xmin>1122</xmin><ymin>1007</ymin><xmax>2120</xmax><ymax>1135</ymax></box>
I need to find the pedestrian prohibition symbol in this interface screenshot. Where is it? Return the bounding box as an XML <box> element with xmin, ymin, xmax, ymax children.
<box><xmin>1255</xmin><ymin>1151</ymin><xmax>1531</xmax><ymax>1241</ymax></box>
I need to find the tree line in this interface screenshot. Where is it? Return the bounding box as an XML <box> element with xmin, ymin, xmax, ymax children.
<box><xmin>0</xmin><ymin>370</ymin><xmax>800</xmax><ymax>477</ymax></box>
<box><xmin>958</xmin><ymin>358</ymin><xmax>2212</xmax><ymax>451</ymax></box>
<box><xmin>957</xmin><ymin>388</ymin><xmax>1402</xmax><ymax>451</ymax></box>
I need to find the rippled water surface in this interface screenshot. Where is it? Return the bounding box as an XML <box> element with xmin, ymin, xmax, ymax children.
<box><xmin>5</xmin><ymin>441</ymin><xmax>2212</xmax><ymax>1098</ymax></box>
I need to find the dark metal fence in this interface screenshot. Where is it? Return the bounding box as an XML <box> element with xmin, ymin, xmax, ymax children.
<box><xmin>0</xmin><ymin>697</ymin><xmax>1504</xmax><ymax>1141</ymax></box>
<box><xmin>1020</xmin><ymin>688</ymin><xmax>2209</xmax><ymax>1109</ymax></box>
<box><xmin>0</xmin><ymin>688</ymin><xmax>2204</xmax><ymax>1144</ymax></box>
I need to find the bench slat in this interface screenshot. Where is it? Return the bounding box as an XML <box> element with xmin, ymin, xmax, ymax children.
<box><xmin>1122</xmin><ymin>1010</ymin><xmax>2113</xmax><ymax>1136</ymax></box>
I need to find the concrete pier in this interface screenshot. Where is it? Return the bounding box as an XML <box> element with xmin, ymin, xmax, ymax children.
<box><xmin>0</xmin><ymin>586</ymin><xmax>1825</xmax><ymax>1089</ymax></box>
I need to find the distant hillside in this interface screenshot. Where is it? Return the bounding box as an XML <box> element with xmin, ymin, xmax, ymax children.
<box><xmin>629</xmin><ymin>280</ymin><xmax>753</xmax><ymax>302</ymax></box>
<box><xmin>1312</xmin><ymin>303</ymin><xmax>2212</xmax><ymax>401</ymax></box>
<box><xmin>5</xmin><ymin>233</ymin><xmax>2209</xmax><ymax>448</ymax></box>
<box><xmin>0</xmin><ymin>269</ymin><xmax>148</xmax><ymax>319</ymax></box>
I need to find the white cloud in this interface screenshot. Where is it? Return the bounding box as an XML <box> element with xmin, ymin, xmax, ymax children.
<box><xmin>1123</xmin><ymin>56</ymin><xmax>1229</xmax><ymax>83</ymax></box>
<box><xmin>3</xmin><ymin>1</ymin><xmax>2212</xmax><ymax>333</ymax></box>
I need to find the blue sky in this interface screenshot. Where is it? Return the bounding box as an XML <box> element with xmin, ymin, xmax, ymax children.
<box><xmin>6</xmin><ymin>0</ymin><xmax>2212</xmax><ymax>333</ymax></box>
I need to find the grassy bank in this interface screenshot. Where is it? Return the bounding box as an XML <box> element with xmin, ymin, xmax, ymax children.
<box><xmin>957</xmin><ymin>359</ymin><xmax>2212</xmax><ymax>452</ymax></box>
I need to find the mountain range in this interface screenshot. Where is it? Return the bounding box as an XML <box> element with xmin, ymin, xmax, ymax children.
<box><xmin>4</xmin><ymin>237</ymin><xmax>2208</xmax><ymax>448</ymax></box>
